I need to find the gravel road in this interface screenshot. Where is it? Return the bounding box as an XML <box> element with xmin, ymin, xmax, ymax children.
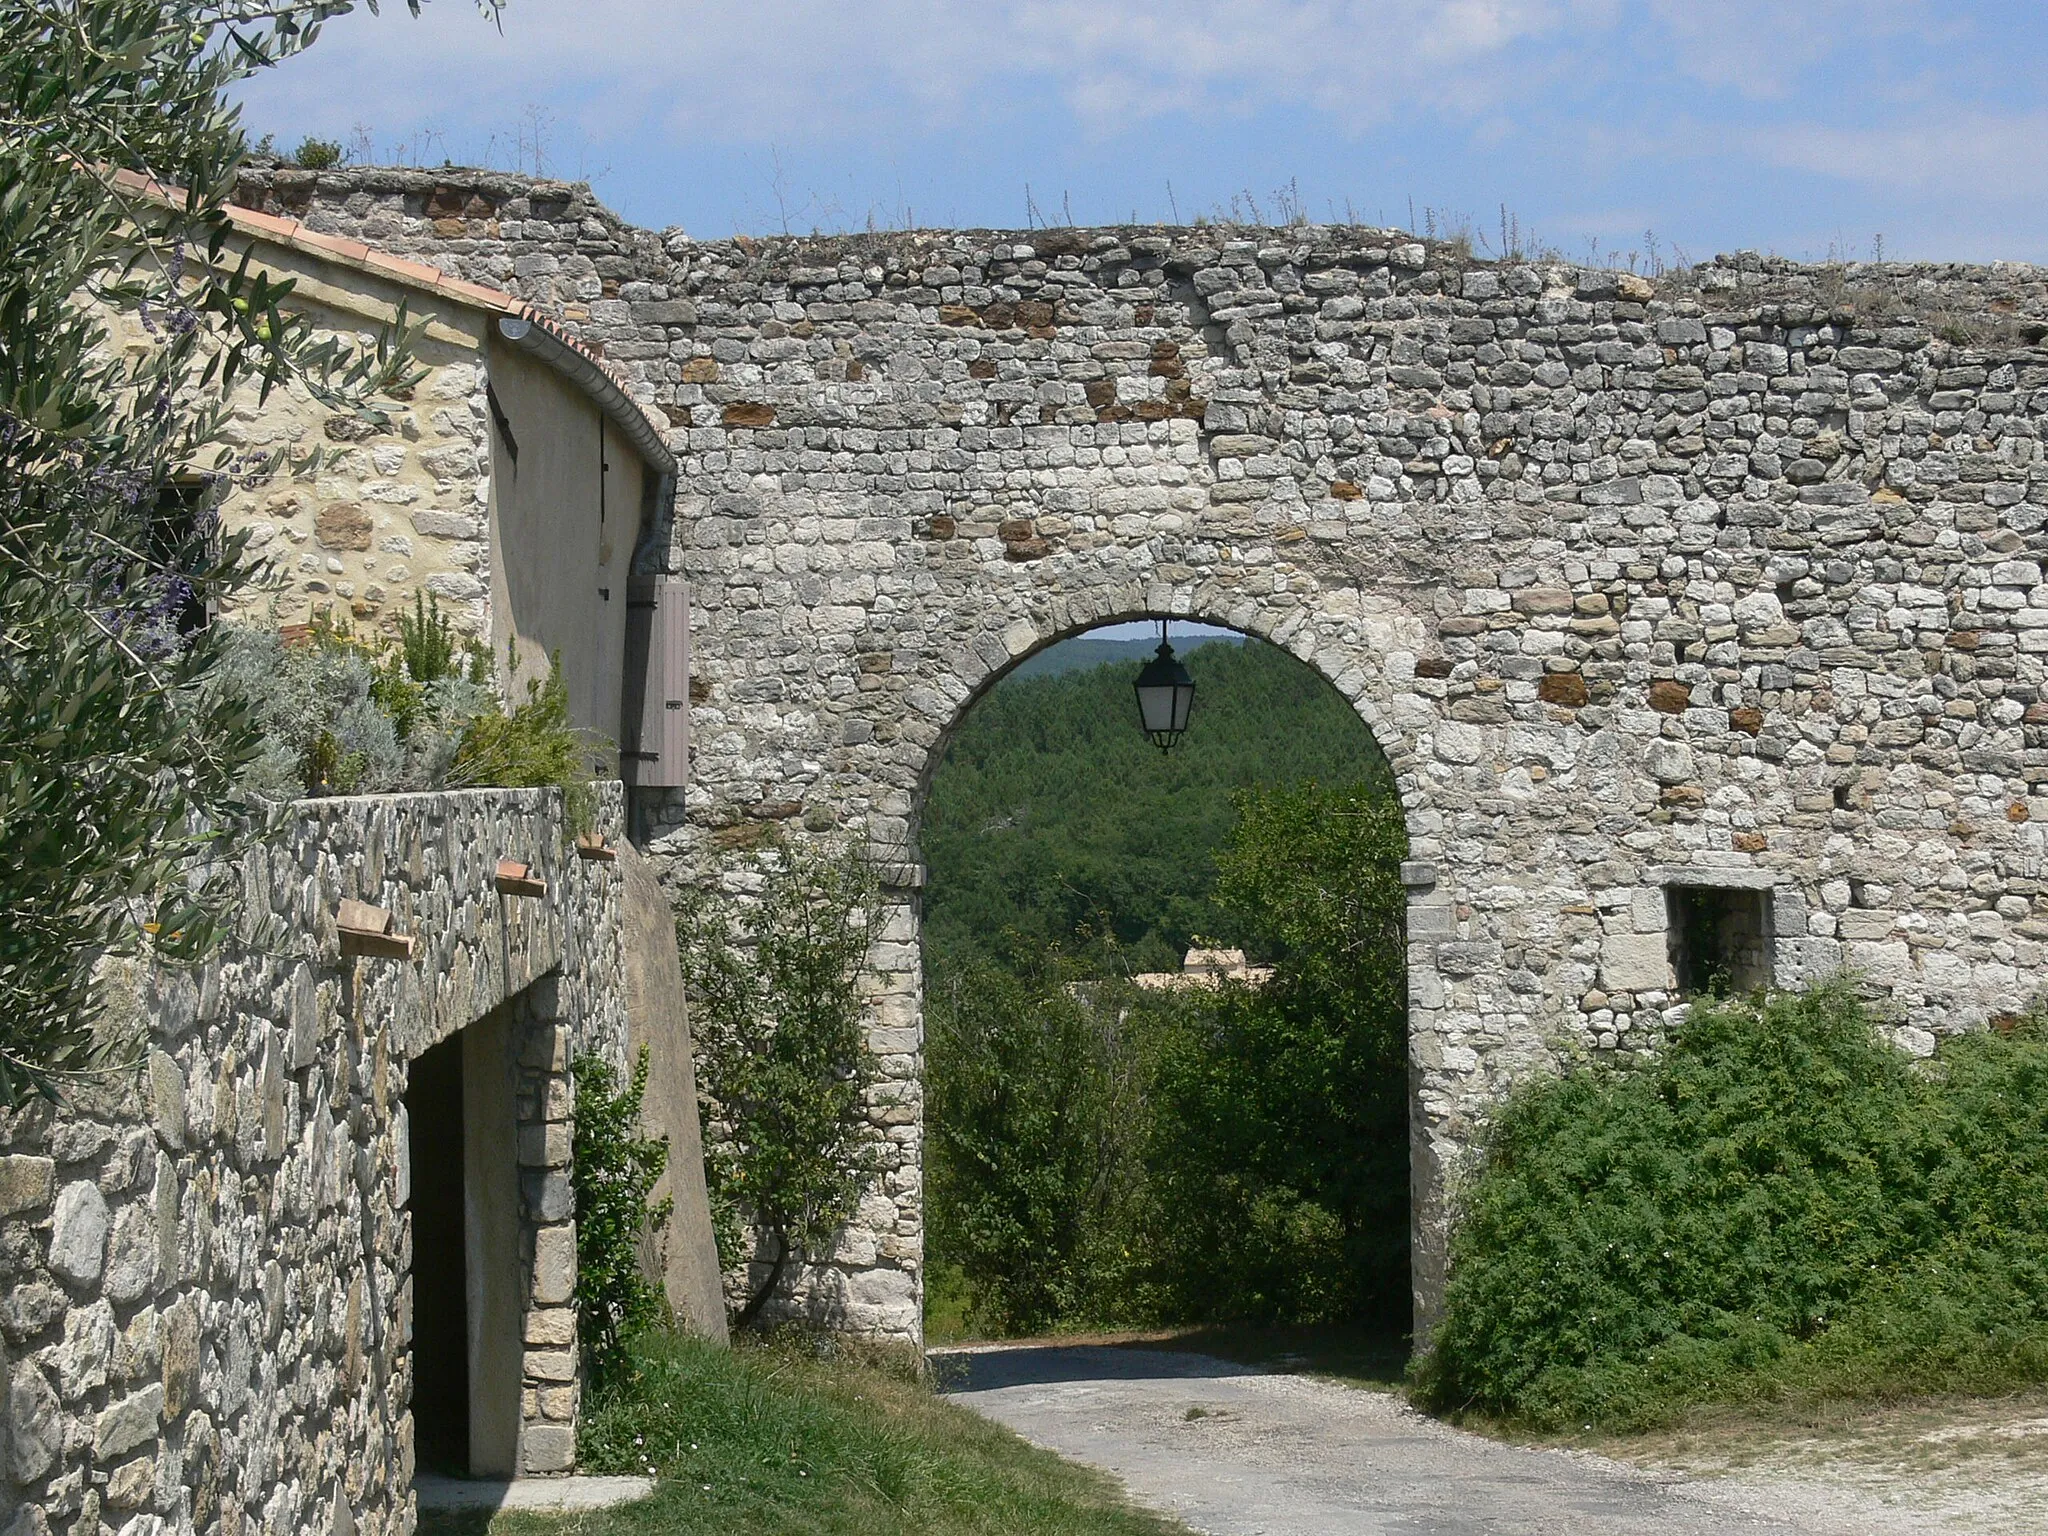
<box><xmin>935</xmin><ymin>1343</ymin><xmax>1969</xmax><ymax>1536</ymax></box>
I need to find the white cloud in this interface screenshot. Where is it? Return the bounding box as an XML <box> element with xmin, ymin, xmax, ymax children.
<box><xmin>237</xmin><ymin>0</ymin><xmax>1626</xmax><ymax>148</ymax></box>
<box><xmin>1749</xmin><ymin>110</ymin><xmax>2048</xmax><ymax>202</ymax></box>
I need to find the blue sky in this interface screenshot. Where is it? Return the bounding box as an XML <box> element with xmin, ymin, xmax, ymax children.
<box><xmin>235</xmin><ymin>1</ymin><xmax>2048</xmax><ymax>264</ymax></box>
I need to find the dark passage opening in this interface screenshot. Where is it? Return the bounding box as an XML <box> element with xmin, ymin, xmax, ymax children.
<box><xmin>1666</xmin><ymin>885</ymin><xmax>1773</xmax><ymax>997</ymax></box>
<box><xmin>407</xmin><ymin>1029</ymin><xmax>469</xmax><ymax>1475</ymax></box>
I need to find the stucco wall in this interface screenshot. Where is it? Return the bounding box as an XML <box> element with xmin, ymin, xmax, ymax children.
<box><xmin>230</xmin><ymin>166</ymin><xmax>2048</xmax><ymax>1348</ymax></box>
<box><xmin>0</xmin><ymin>786</ymin><xmax>629</xmax><ymax>1536</ymax></box>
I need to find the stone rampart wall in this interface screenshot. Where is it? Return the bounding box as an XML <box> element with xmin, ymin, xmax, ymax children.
<box><xmin>243</xmin><ymin>166</ymin><xmax>2048</xmax><ymax>1347</ymax></box>
<box><xmin>1</xmin><ymin>785</ymin><xmax>628</xmax><ymax>1536</ymax></box>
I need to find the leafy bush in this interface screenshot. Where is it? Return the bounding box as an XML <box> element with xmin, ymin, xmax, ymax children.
<box><xmin>211</xmin><ymin>607</ymin><xmax>599</xmax><ymax>828</ymax></box>
<box><xmin>927</xmin><ymin>952</ymin><xmax>1150</xmax><ymax>1334</ymax></box>
<box><xmin>446</xmin><ymin>648</ymin><xmax>599</xmax><ymax>831</ymax></box>
<box><xmin>216</xmin><ymin>616</ymin><xmax>480</xmax><ymax>798</ymax></box>
<box><xmin>1413</xmin><ymin>986</ymin><xmax>2048</xmax><ymax>1430</ymax></box>
<box><xmin>1139</xmin><ymin>781</ymin><xmax>1409</xmax><ymax>1327</ymax></box>
<box><xmin>289</xmin><ymin>135</ymin><xmax>344</xmax><ymax>169</ymax></box>
<box><xmin>678</xmin><ymin>842</ymin><xmax>882</xmax><ymax>1328</ymax></box>
<box><xmin>573</xmin><ymin>1047</ymin><xmax>673</xmax><ymax>1389</ymax></box>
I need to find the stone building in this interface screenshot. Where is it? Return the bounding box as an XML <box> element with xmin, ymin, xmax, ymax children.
<box><xmin>105</xmin><ymin>169</ymin><xmax>690</xmax><ymax>760</ymax></box>
<box><xmin>2</xmin><ymin>183</ymin><xmax>724</xmax><ymax>1536</ymax></box>
<box><xmin>17</xmin><ymin>158</ymin><xmax>2048</xmax><ymax>1532</ymax></box>
<box><xmin>212</xmin><ymin>164</ymin><xmax>2048</xmax><ymax>1352</ymax></box>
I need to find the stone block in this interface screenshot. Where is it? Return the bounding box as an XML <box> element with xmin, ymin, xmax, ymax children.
<box><xmin>524</xmin><ymin>1348</ymin><xmax>576</xmax><ymax>1382</ymax></box>
<box><xmin>162</xmin><ymin>1298</ymin><xmax>200</xmax><ymax>1418</ymax></box>
<box><xmin>104</xmin><ymin>1201</ymin><xmax>159</xmax><ymax>1304</ymax></box>
<box><xmin>1629</xmin><ymin>887</ymin><xmax>1668</xmax><ymax>932</ymax></box>
<box><xmin>147</xmin><ymin>1051</ymin><xmax>186</xmax><ymax>1149</ymax></box>
<box><xmin>0</xmin><ymin>1155</ymin><xmax>54</xmax><ymax>1217</ymax></box>
<box><xmin>5</xmin><ymin>1361</ymin><xmax>61</xmax><ymax>1483</ymax></box>
<box><xmin>532</xmin><ymin>1225</ymin><xmax>576</xmax><ymax>1305</ymax></box>
<box><xmin>105</xmin><ymin>1453</ymin><xmax>155</xmax><ymax>1510</ymax></box>
<box><xmin>1601</xmin><ymin>933</ymin><xmax>1672</xmax><ymax>992</ymax></box>
<box><xmin>93</xmin><ymin>1383</ymin><xmax>163</xmax><ymax>1461</ymax></box>
<box><xmin>47</xmin><ymin>1179</ymin><xmax>109</xmax><ymax>1286</ymax></box>
<box><xmin>523</xmin><ymin>1308</ymin><xmax>576</xmax><ymax>1347</ymax></box>
<box><xmin>1838</xmin><ymin>909</ymin><xmax>1899</xmax><ymax>940</ymax></box>
<box><xmin>522</xmin><ymin>1423</ymin><xmax>575</xmax><ymax>1474</ymax></box>
<box><xmin>1407</xmin><ymin>904</ymin><xmax>1456</xmax><ymax>938</ymax></box>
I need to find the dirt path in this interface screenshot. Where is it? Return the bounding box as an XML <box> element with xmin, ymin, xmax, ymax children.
<box><xmin>935</xmin><ymin>1343</ymin><xmax>2039</xmax><ymax>1536</ymax></box>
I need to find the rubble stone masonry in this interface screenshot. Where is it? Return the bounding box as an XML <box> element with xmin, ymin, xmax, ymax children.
<box><xmin>1</xmin><ymin>786</ymin><xmax>628</xmax><ymax>1536</ymax></box>
<box><xmin>232</xmin><ymin>165</ymin><xmax>2048</xmax><ymax>1346</ymax></box>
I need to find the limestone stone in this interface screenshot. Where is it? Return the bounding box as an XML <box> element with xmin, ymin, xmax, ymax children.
<box><xmin>0</xmin><ymin>1155</ymin><xmax>54</xmax><ymax>1217</ymax></box>
<box><xmin>162</xmin><ymin>1299</ymin><xmax>200</xmax><ymax>1419</ymax></box>
<box><xmin>1600</xmin><ymin>934</ymin><xmax>1672</xmax><ymax>992</ymax></box>
<box><xmin>5</xmin><ymin>1361</ymin><xmax>61</xmax><ymax>1483</ymax></box>
<box><xmin>47</xmin><ymin>1180</ymin><xmax>109</xmax><ymax>1287</ymax></box>
<box><xmin>45</xmin><ymin>1299</ymin><xmax>115</xmax><ymax>1400</ymax></box>
<box><xmin>532</xmin><ymin>1225</ymin><xmax>576</xmax><ymax>1305</ymax></box>
<box><xmin>94</xmin><ymin>1384</ymin><xmax>163</xmax><ymax>1460</ymax></box>
<box><xmin>146</xmin><ymin>1050</ymin><xmax>186</xmax><ymax>1149</ymax></box>
<box><xmin>103</xmin><ymin>1201</ymin><xmax>159</xmax><ymax>1304</ymax></box>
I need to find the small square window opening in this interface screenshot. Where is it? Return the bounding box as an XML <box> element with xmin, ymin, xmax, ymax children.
<box><xmin>1666</xmin><ymin>884</ymin><xmax>1773</xmax><ymax>997</ymax></box>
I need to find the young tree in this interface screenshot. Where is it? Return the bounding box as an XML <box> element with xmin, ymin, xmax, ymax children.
<box><xmin>1142</xmin><ymin>780</ymin><xmax>1412</xmax><ymax>1324</ymax></box>
<box><xmin>927</xmin><ymin>948</ymin><xmax>1149</xmax><ymax>1334</ymax></box>
<box><xmin>0</xmin><ymin>0</ymin><xmax>497</xmax><ymax>1102</ymax></box>
<box><xmin>678</xmin><ymin>843</ymin><xmax>881</xmax><ymax>1329</ymax></box>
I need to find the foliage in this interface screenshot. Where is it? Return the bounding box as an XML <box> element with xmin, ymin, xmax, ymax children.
<box><xmin>1141</xmin><ymin>781</ymin><xmax>1410</xmax><ymax>1327</ymax></box>
<box><xmin>679</xmin><ymin>843</ymin><xmax>882</xmax><ymax>1329</ymax></box>
<box><xmin>448</xmin><ymin>649</ymin><xmax>599</xmax><ymax>833</ymax></box>
<box><xmin>926</xmin><ymin>779</ymin><xmax>1411</xmax><ymax>1336</ymax></box>
<box><xmin>923</xmin><ymin>637</ymin><xmax>1393</xmax><ymax>977</ymax></box>
<box><xmin>399</xmin><ymin>588</ymin><xmax>489</xmax><ymax>690</ymax></box>
<box><xmin>290</xmin><ymin>134</ymin><xmax>344</xmax><ymax>169</ymax></box>
<box><xmin>213</xmin><ymin>612</ymin><xmax>489</xmax><ymax>798</ymax></box>
<box><xmin>0</xmin><ymin>0</ymin><xmax>506</xmax><ymax>1103</ymax></box>
<box><xmin>553</xmin><ymin>1327</ymin><xmax>1184</xmax><ymax>1536</ymax></box>
<box><xmin>573</xmin><ymin>1047</ymin><xmax>673</xmax><ymax>1389</ymax></box>
<box><xmin>927</xmin><ymin>949</ymin><xmax>1149</xmax><ymax>1334</ymax></box>
<box><xmin>1413</xmin><ymin>987</ymin><xmax>2048</xmax><ymax>1431</ymax></box>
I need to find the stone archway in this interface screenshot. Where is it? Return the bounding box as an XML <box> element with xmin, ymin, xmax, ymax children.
<box><xmin>907</xmin><ymin>600</ymin><xmax>1444</xmax><ymax>1342</ymax></box>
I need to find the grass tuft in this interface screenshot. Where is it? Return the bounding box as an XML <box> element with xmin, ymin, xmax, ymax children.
<box><xmin>421</xmin><ymin>1327</ymin><xmax>1188</xmax><ymax>1536</ymax></box>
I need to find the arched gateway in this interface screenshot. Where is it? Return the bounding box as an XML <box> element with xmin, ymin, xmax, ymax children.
<box><xmin>234</xmin><ymin>167</ymin><xmax>2048</xmax><ymax>1349</ymax></box>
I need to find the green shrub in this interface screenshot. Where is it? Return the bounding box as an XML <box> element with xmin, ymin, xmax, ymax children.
<box><xmin>1413</xmin><ymin>987</ymin><xmax>2048</xmax><ymax>1430</ymax></box>
<box><xmin>1133</xmin><ymin>782</ymin><xmax>1409</xmax><ymax>1328</ymax></box>
<box><xmin>448</xmin><ymin>650</ymin><xmax>599</xmax><ymax>832</ymax></box>
<box><xmin>927</xmin><ymin>952</ymin><xmax>1151</xmax><ymax>1334</ymax></box>
<box><xmin>924</xmin><ymin>779</ymin><xmax>1411</xmax><ymax>1335</ymax></box>
<box><xmin>290</xmin><ymin>135</ymin><xmax>344</xmax><ymax>169</ymax></box>
<box><xmin>678</xmin><ymin>843</ymin><xmax>882</xmax><ymax>1329</ymax></box>
<box><xmin>573</xmin><ymin>1047</ymin><xmax>673</xmax><ymax>1389</ymax></box>
<box><xmin>214</xmin><ymin>612</ymin><xmax>492</xmax><ymax>800</ymax></box>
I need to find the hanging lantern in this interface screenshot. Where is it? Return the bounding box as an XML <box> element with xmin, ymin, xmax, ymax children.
<box><xmin>1132</xmin><ymin>619</ymin><xmax>1197</xmax><ymax>752</ymax></box>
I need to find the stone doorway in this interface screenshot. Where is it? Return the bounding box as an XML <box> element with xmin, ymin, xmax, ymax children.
<box><xmin>404</xmin><ymin>1000</ymin><xmax>526</xmax><ymax>1478</ymax></box>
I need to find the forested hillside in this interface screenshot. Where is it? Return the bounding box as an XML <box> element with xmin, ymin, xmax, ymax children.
<box><xmin>922</xmin><ymin>635</ymin><xmax>1394</xmax><ymax>977</ymax></box>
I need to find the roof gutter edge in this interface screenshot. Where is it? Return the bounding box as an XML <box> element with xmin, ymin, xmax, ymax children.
<box><xmin>496</xmin><ymin>315</ymin><xmax>677</xmax><ymax>479</ymax></box>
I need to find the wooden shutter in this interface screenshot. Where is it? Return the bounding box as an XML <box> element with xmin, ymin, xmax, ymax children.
<box><xmin>622</xmin><ymin>575</ymin><xmax>689</xmax><ymax>788</ymax></box>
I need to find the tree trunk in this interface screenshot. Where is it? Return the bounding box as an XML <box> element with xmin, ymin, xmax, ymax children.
<box><xmin>734</xmin><ymin>1225</ymin><xmax>788</xmax><ymax>1331</ymax></box>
